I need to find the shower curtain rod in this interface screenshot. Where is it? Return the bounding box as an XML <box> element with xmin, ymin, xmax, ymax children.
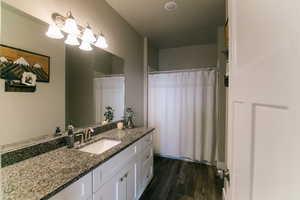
<box><xmin>148</xmin><ymin>66</ymin><xmax>217</xmax><ymax>74</ymax></box>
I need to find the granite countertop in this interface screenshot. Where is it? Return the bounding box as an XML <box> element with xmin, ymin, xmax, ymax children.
<box><xmin>1</xmin><ymin>121</ymin><xmax>120</xmax><ymax>154</ymax></box>
<box><xmin>1</xmin><ymin>134</ymin><xmax>66</xmax><ymax>153</ymax></box>
<box><xmin>0</xmin><ymin>127</ymin><xmax>154</xmax><ymax>200</ymax></box>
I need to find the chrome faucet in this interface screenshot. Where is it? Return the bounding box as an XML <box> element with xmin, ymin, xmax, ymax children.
<box><xmin>85</xmin><ymin>127</ymin><xmax>94</xmax><ymax>141</ymax></box>
<box><xmin>77</xmin><ymin>133</ymin><xmax>85</xmax><ymax>144</ymax></box>
<box><xmin>74</xmin><ymin>128</ymin><xmax>94</xmax><ymax>147</ymax></box>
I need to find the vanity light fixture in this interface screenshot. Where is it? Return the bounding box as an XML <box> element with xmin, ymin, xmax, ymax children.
<box><xmin>81</xmin><ymin>25</ymin><xmax>96</xmax><ymax>43</ymax></box>
<box><xmin>46</xmin><ymin>24</ymin><xmax>64</xmax><ymax>39</ymax></box>
<box><xmin>79</xmin><ymin>41</ymin><xmax>93</xmax><ymax>51</ymax></box>
<box><xmin>95</xmin><ymin>33</ymin><xmax>108</xmax><ymax>49</ymax></box>
<box><xmin>63</xmin><ymin>11</ymin><xmax>80</xmax><ymax>35</ymax></box>
<box><xmin>46</xmin><ymin>12</ymin><xmax>108</xmax><ymax>51</ymax></box>
<box><xmin>65</xmin><ymin>34</ymin><xmax>80</xmax><ymax>46</ymax></box>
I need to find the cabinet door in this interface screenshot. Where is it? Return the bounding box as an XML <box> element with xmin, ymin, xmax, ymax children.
<box><xmin>141</xmin><ymin>157</ymin><xmax>153</xmax><ymax>190</ymax></box>
<box><xmin>125</xmin><ymin>163</ymin><xmax>136</xmax><ymax>200</ymax></box>
<box><xmin>93</xmin><ymin>175</ymin><xmax>117</xmax><ymax>200</ymax></box>
<box><xmin>116</xmin><ymin>172</ymin><xmax>127</xmax><ymax>200</ymax></box>
<box><xmin>115</xmin><ymin>159</ymin><xmax>137</xmax><ymax>200</ymax></box>
<box><xmin>49</xmin><ymin>173</ymin><xmax>92</xmax><ymax>200</ymax></box>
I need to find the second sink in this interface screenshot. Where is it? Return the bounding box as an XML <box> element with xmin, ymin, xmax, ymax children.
<box><xmin>79</xmin><ymin>138</ymin><xmax>121</xmax><ymax>155</ymax></box>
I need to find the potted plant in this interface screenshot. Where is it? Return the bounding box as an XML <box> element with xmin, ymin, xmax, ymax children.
<box><xmin>104</xmin><ymin>106</ymin><xmax>114</xmax><ymax>123</ymax></box>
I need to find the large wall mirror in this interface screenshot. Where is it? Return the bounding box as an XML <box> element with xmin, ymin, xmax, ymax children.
<box><xmin>0</xmin><ymin>2</ymin><xmax>125</xmax><ymax>147</ymax></box>
<box><xmin>66</xmin><ymin>46</ymin><xmax>125</xmax><ymax>128</ymax></box>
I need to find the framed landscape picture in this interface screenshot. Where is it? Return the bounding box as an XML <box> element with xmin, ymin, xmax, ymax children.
<box><xmin>0</xmin><ymin>44</ymin><xmax>50</xmax><ymax>82</ymax></box>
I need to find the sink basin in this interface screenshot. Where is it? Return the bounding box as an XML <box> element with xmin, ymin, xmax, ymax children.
<box><xmin>79</xmin><ymin>139</ymin><xmax>121</xmax><ymax>155</ymax></box>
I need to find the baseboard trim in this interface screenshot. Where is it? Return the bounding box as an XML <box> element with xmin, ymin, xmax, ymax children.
<box><xmin>154</xmin><ymin>153</ymin><xmax>215</xmax><ymax>166</ymax></box>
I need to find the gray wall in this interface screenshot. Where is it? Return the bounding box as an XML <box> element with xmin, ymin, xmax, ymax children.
<box><xmin>148</xmin><ymin>42</ymin><xmax>159</xmax><ymax>71</ymax></box>
<box><xmin>1</xmin><ymin>0</ymin><xmax>144</xmax><ymax>145</ymax></box>
<box><xmin>0</xmin><ymin>3</ymin><xmax>65</xmax><ymax>145</ymax></box>
<box><xmin>112</xmin><ymin>56</ymin><xmax>124</xmax><ymax>74</ymax></box>
<box><xmin>158</xmin><ymin>44</ymin><xmax>217</xmax><ymax>70</ymax></box>
<box><xmin>93</xmin><ymin>50</ymin><xmax>113</xmax><ymax>75</ymax></box>
<box><xmin>66</xmin><ymin>46</ymin><xmax>95</xmax><ymax>128</ymax></box>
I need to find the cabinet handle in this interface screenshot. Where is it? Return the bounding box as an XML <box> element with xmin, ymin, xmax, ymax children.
<box><xmin>124</xmin><ymin>173</ymin><xmax>128</xmax><ymax>178</ymax></box>
<box><xmin>120</xmin><ymin>177</ymin><xmax>123</xmax><ymax>182</ymax></box>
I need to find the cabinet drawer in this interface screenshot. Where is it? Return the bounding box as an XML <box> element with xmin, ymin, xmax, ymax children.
<box><xmin>49</xmin><ymin>173</ymin><xmax>92</xmax><ymax>200</ymax></box>
<box><xmin>141</xmin><ymin>156</ymin><xmax>153</xmax><ymax>188</ymax></box>
<box><xmin>141</xmin><ymin>146</ymin><xmax>153</xmax><ymax>164</ymax></box>
<box><xmin>93</xmin><ymin>142</ymin><xmax>138</xmax><ymax>192</ymax></box>
<box><xmin>140</xmin><ymin>133</ymin><xmax>153</xmax><ymax>149</ymax></box>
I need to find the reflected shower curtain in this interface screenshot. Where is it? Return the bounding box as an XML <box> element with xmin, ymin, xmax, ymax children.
<box><xmin>94</xmin><ymin>76</ymin><xmax>125</xmax><ymax>123</ymax></box>
<box><xmin>148</xmin><ymin>70</ymin><xmax>217</xmax><ymax>162</ymax></box>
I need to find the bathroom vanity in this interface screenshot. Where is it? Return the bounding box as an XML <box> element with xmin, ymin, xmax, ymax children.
<box><xmin>1</xmin><ymin>127</ymin><xmax>154</xmax><ymax>200</ymax></box>
<box><xmin>50</xmin><ymin>129</ymin><xmax>154</xmax><ymax>200</ymax></box>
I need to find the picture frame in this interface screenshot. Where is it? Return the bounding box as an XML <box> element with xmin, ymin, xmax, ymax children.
<box><xmin>0</xmin><ymin>44</ymin><xmax>50</xmax><ymax>82</ymax></box>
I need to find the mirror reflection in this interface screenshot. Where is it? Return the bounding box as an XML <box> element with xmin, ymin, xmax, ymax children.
<box><xmin>66</xmin><ymin>46</ymin><xmax>125</xmax><ymax>128</ymax></box>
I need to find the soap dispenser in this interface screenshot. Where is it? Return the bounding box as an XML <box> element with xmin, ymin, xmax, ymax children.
<box><xmin>66</xmin><ymin>125</ymin><xmax>75</xmax><ymax>148</ymax></box>
<box><xmin>54</xmin><ymin>127</ymin><xmax>62</xmax><ymax>137</ymax></box>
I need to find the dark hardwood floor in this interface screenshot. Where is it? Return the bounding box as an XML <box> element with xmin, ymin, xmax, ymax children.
<box><xmin>140</xmin><ymin>156</ymin><xmax>222</xmax><ymax>200</ymax></box>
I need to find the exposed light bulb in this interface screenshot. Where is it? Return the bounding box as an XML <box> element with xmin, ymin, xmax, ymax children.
<box><xmin>103</xmin><ymin>41</ymin><xmax>108</xmax><ymax>49</ymax></box>
<box><xmin>46</xmin><ymin>24</ymin><xmax>64</xmax><ymax>39</ymax></box>
<box><xmin>64</xmin><ymin>34</ymin><xmax>80</xmax><ymax>46</ymax></box>
<box><xmin>79</xmin><ymin>41</ymin><xmax>93</xmax><ymax>51</ymax></box>
<box><xmin>63</xmin><ymin>12</ymin><xmax>80</xmax><ymax>35</ymax></box>
<box><xmin>95</xmin><ymin>34</ymin><xmax>108</xmax><ymax>48</ymax></box>
<box><xmin>81</xmin><ymin>25</ymin><xmax>96</xmax><ymax>43</ymax></box>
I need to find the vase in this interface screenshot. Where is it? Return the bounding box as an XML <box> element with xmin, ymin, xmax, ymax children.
<box><xmin>126</xmin><ymin>118</ymin><xmax>134</xmax><ymax>129</ymax></box>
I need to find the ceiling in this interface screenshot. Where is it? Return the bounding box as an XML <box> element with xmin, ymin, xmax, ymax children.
<box><xmin>106</xmin><ymin>0</ymin><xmax>225</xmax><ymax>49</ymax></box>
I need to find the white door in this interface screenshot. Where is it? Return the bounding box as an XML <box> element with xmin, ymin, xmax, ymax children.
<box><xmin>227</xmin><ymin>0</ymin><xmax>300</xmax><ymax>200</ymax></box>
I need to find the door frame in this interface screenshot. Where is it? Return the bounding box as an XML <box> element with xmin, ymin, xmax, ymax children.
<box><xmin>226</xmin><ymin>0</ymin><xmax>237</xmax><ymax>198</ymax></box>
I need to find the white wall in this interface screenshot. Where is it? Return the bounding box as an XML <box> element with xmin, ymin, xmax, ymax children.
<box><xmin>158</xmin><ymin>44</ymin><xmax>217</xmax><ymax>70</ymax></box>
<box><xmin>216</xmin><ymin>26</ymin><xmax>227</xmax><ymax>163</ymax></box>
<box><xmin>1</xmin><ymin>0</ymin><xmax>144</xmax><ymax>145</ymax></box>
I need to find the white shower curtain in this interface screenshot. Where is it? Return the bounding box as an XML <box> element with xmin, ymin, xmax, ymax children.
<box><xmin>94</xmin><ymin>76</ymin><xmax>125</xmax><ymax>123</ymax></box>
<box><xmin>148</xmin><ymin>70</ymin><xmax>217</xmax><ymax>162</ymax></box>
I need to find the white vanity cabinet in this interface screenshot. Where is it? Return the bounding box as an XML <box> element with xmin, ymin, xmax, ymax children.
<box><xmin>137</xmin><ymin>134</ymin><xmax>153</xmax><ymax>197</ymax></box>
<box><xmin>49</xmin><ymin>173</ymin><xmax>93</xmax><ymax>200</ymax></box>
<box><xmin>94</xmin><ymin>160</ymin><xmax>137</xmax><ymax>200</ymax></box>
<box><xmin>50</xmin><ymin>131</ymin><xmax>154</xmax><ymax>200</ymax></box>
<box><xmin>93</xmin><ymin>157</ymin><xmax>138</xmax><ymax>200</ymax></box>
